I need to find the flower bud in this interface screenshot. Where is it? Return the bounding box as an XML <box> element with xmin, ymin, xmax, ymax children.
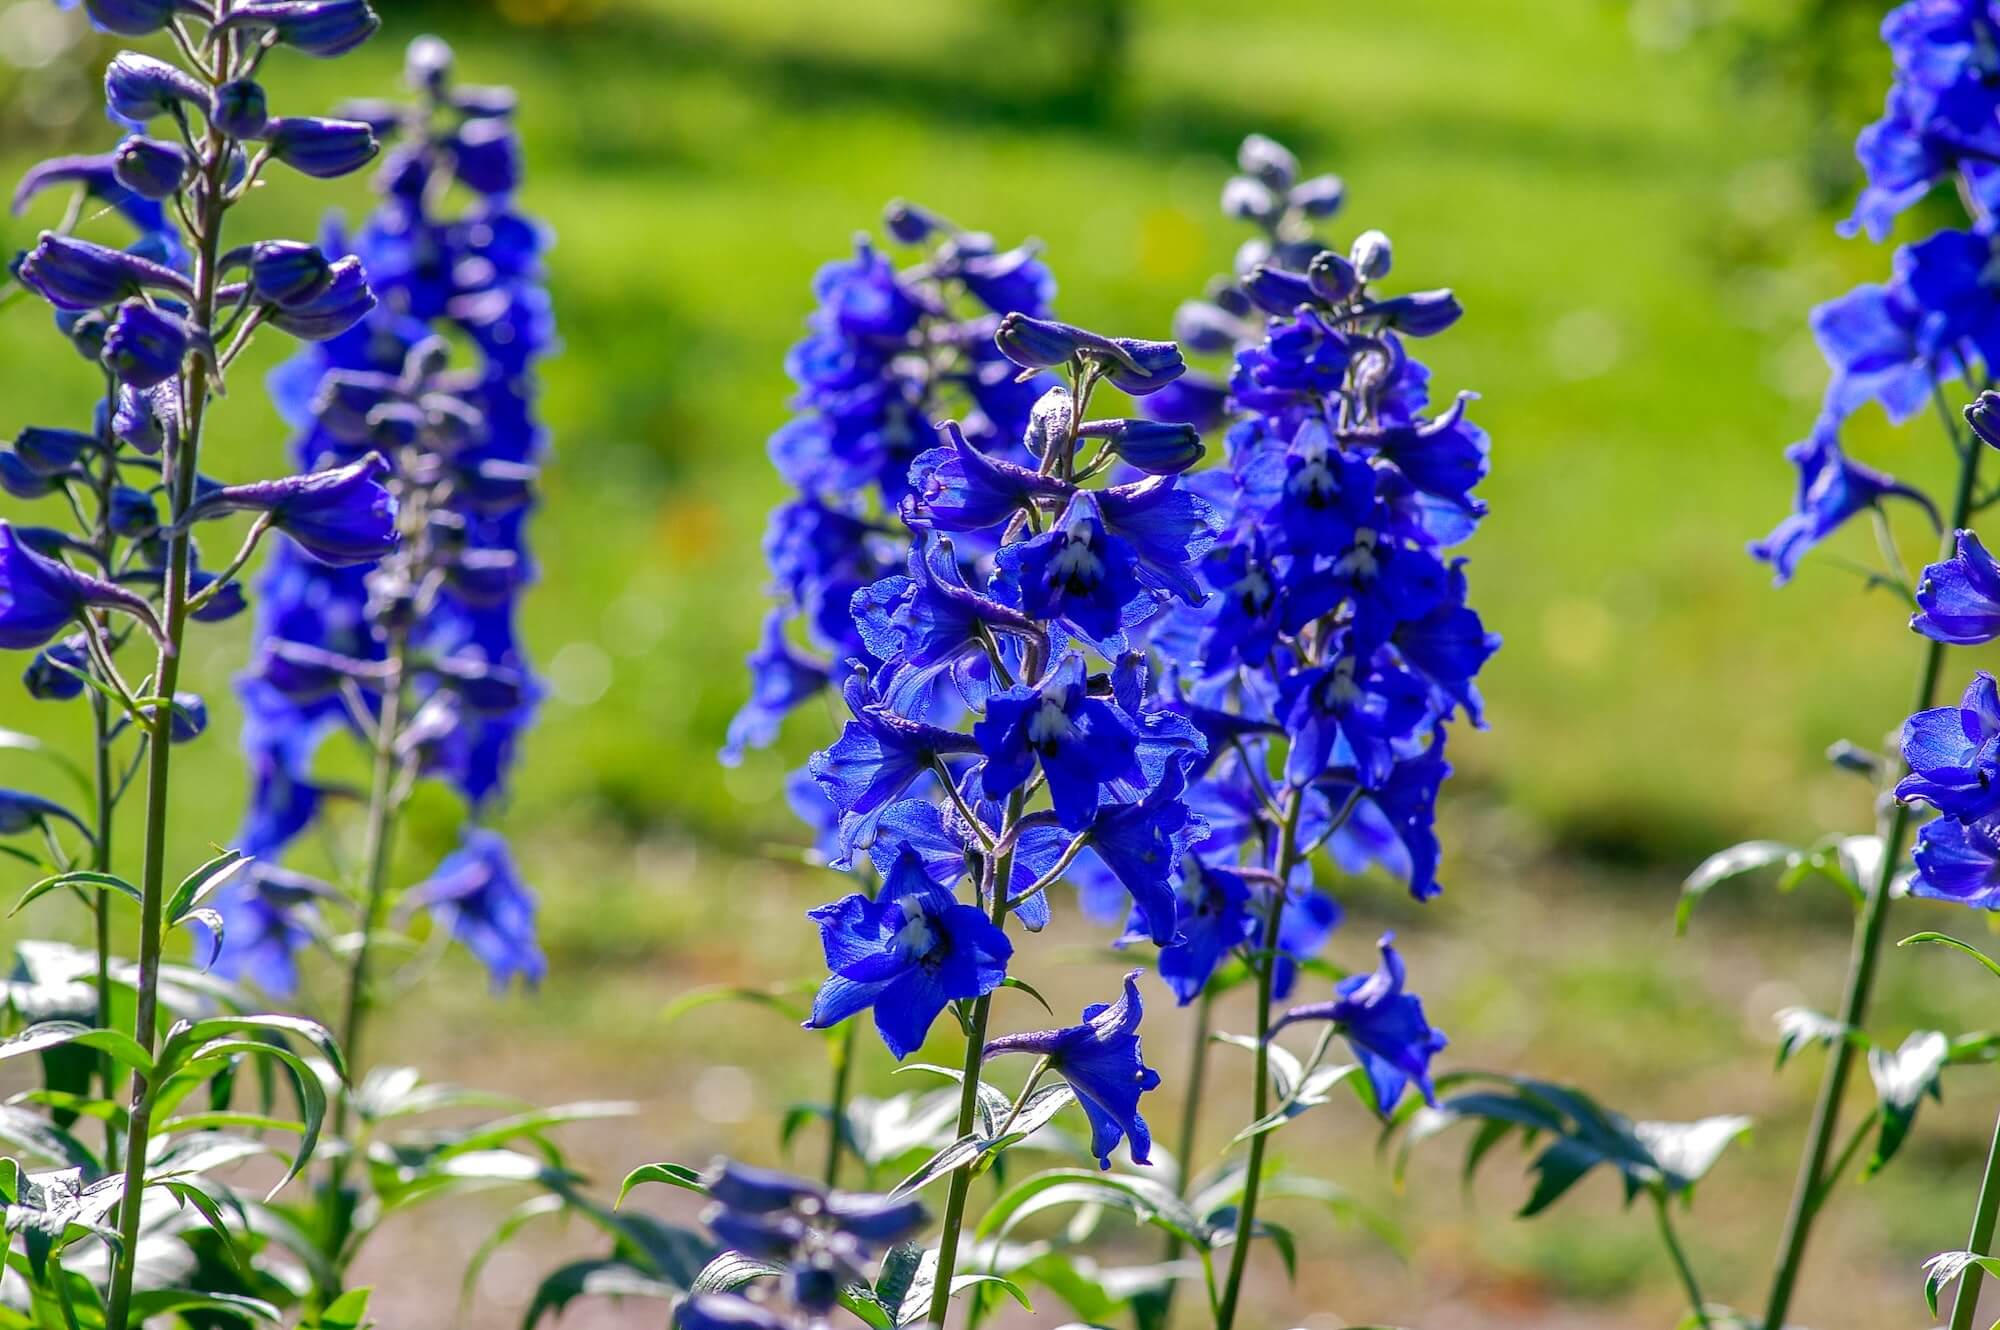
<box><xmin>262</xmin><ymin>117</ymin><xmax>380</xmax><ymax>180</ymax></box>
<box><xmin>138</xmin><ymin>692</ymin><xmax>207</xmax><ymax>743</ymax></box>
<box><xmin>249</xmin><ymin>239</ymin><xmax>334</xmax><ymax>306</ymax></box>
<box><xmin>674</xmin><ymin>1295</ymin><xmax>788</xmax><ymax>1330</ymax></box>
<box><xmin>215</xmin><ymin>0</ymin><xmax>381</xmax><ymax>57</ymax></box>
<box><xmin>995</xmin><ymin>311</ymin><xmax>1087</xmax><ymax>371</ymax></box>
<box><xmin>267</xmin><ymin>256</ymin><xmax>376</xmax><ymax>340</ymax></box>
<box><xmin>1350</xmin><ymin>228</ymin><xmax>1392</xmax><ymax>280</ymax></box>
<box><xmin>80</xmin><ymin>0</ymin><xmax>177</xmax><ymax>35</ymax></box>
<box><xmin>450</xmin><ymin>117</ymin><xmax>520</xmax><ymax>197</ymax></box>
<box><xmin>1220</xmin><ymin>175</ymin><xmax>1279</xmax><ymax>225</ymax></box>
<box><xmin>108</xmin><ymin>485</ymin><xmax>159</xmax><ymax>538</ymax></box>
<box><xmin>1237</xmin><ymin>132</ymin><xmax>1299</xmax><ymax>191</ymax></box>
<box><xmin>1100</xmin><ymin>336</ymin><xmax>1186</xmax><ymax>395</ymax></box>
<box><xmin>1307</xmin><ymin>250</ymin><xmax>1358</xmax><ymax>303</ymax></box>
<box><xmin>14</xmin><ymin>427</ymin><xmax>95</xmax><ymax>476</ymax></box>
<box><xmin>185</xmin><ymin>453</ymin><xmax>399</xmax><ymax>567</ymax></box>
<box><xmin>211</xmin><ymin>80</ymin><xmax>270</xmax><ymax>139</ymax></box>
<box><xmin>1171</xmin><ymin>299</ymin><xmax>1251</xmax><ymax>354</ymax></box>
<box><xmin>1371</xmin><ymin>288</ymin><xmax>1462</xmax><ymax>337</ymax></box>
<box><xmin>60</xmin><ymin>309</ymin><xmax>111</xmax><ymax>362</ymax></box>
<box><xmin>883</xmin><ymin>198</ymin><xmax>940</xmax><ymax>244</ymax></box>
<box><xmin>23</xmin><ymin>636</ymin><xmax>88</xmax><ymax>702</ymax></box>
<box><xmin>821</xmin><ymin>1192</ymin><xmax>928</xmax><ymax>1245</ymax></box>
<box><xmin>704</xmin><ymin>1159</ymin><xmax>824</xmax><ymax>1214</ymax></box>
<box><xmin>703</xmin><ymin>1207</ymin><xmax>807</xmax><ymax>1261</ymax></box>
<box><xmin>111</xmin><ymin>136</ymin><xmax>188</xmax><ymax>200</ymax></box>
<box><xmin>105</xmin><ymin>51</ymin><xmax>207</xmax><ymax>123</ymax></box>
<box><xmin>0</xmin><ymin>453</ymin><xmax>61</xmax><ymax>499</ymax></box>
<box><xmin>17</xmin><ymin>232</ymin><xmax>193</xmax><ymax>310</ymax></box>
<box><xmin>1092</xmin><ymin>418</ymin><xmax>1204</xmax><ymax>475</ymax></box>
<box><xmin>310</xmin><ymin>370</ymin><xmax>400</xmax><ymax>442</ymax></box>
<box><xmin>444</xmin><ymin>548</ymin><xmax>526</xmax><ymax>607</ymax></box>
<box><xmin>1024</xmin><ymin>385</ymin><xmax>1073</xmax><ymax>459</ymax></box>
<box><xmin>187</xmin><ymin>570</ymin><xmax>247</xmax><ymax>622</ymax></box>
<box><xmin>1242</xmin><ymin>264</ymin><xmax>1316</xmax><ymax>316</ymax></box>
<box><xmin>113</xmin><ymin>383</ymin><xmax>174</xmax><ymax>455</ymax></box>
<box><xmin>1134</xmin><ymin>371</ymin><xmax>1231</xmax><ymax>434</ymax></box>
<box><xmin>1290</xmin><ymin>173</ymin><xmax>1346</xmax><ymax>217</ymax></box>
<box><xmin>1968</xmin><ymin>391</ymin><xmax>2000</xmax><ymax>451</ymax></box>
<box><xmin>0</xmin><ymin>522</ymin><xmax>165</xmax><ymax>650</ymax></box>
<box><xmin>102</xmin><ymin>299</ymin><xmax>192</xmax><ymax>390</ymax></box>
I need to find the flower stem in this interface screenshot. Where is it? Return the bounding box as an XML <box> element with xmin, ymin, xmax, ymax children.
<box><xmin>1652</xmin><ymin>1191</ymin><xmax>1711</xmax><ymax>1330</ymax></box>
<box><xmin>1947</xmin><ymin>1109</ymin><xmax>2000</xmax><ymax>1330</ymax></box>
<box><xmin>104</xmin><ymin>27</ymin><xmax>233</xmax><ymax>1323</ymax></box>
<box><xmin>823</xmin><ymin>1019</ymin><xmax>858</xmax><ymax>1189</ymax></box>
<box><xmin>1215</xmin><ymin>784</ymin><xmax>1307</xmax><ymax>1330</ymax></box>
<box><xmin>1155</xmin><ymin>984</ymin><xmax>1215</xmax><ymax>1319</ymax></box>
<box><xmin>926</xmin><ymin>788</ymin><xmax>1024</xmax><ymax>1328</ymax></box>
<box><xmin>1761</xmin><ymin>412</ymin><xmax>1983</xmax><ymax>1330</ymax></box>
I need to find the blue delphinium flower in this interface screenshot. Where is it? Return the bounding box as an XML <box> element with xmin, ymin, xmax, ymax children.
<box><xmin>973</xmin><ymin>655</ymin><xmax>1144</xmax><ymax>831</ymax></box>
<box><xmin>1273</xmin><ymin>933</ymin><xmax>1447</xmax><ymax>1112</ymax></box>
<box><xmin>804</xmin><ymin>848</ymin><xmax>1012</xmax><ymax>1059</ymax></box>
<box><xmin>1750</xmin><ymin>415</ymin><xmax>1936</xmax><ymax>584</ymax></box>
<box><xmin>1914</xmin><ymin>529</ymin><xmax>2000</xmax><ymax>644</ymax></box>
<box><xmin>1897</xmin><ymin>672</ymin><xmax>2000</xmax><ymax>818</ymax></box>
<box><xmin>984</xmin><ymin>971</ymin><xmax>1163</xmax><ymax>1169</ymax></box>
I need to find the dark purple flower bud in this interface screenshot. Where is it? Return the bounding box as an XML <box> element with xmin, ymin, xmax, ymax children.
<box><xmin>17</xmin><ymin>233</ymin><xmax>194</xmax><ymax>310</ymax></box>
<box><xmin>79</xmin><ymin>0</ymin><xmax>180</xmax><ymax>35</ymax></box>
<box><xmin>211</xmin><ymin>80</ymin><xmax>270</xmax><ymax>140</ymax></box>
<box><xmin>139</xmin><ymin>691</ymin><xmax>207</xmax><ymax>743</ymax></box>
<box><xmin>674</xmin><ymin>1294</ymin><xmax>788</xmax><ymax>1330</ymax></box>
<box><xmin>0</xmin><ymin>790</ymin><xmax>88</xmax><ymax>839</ymax></box>
<box><xmin>185</xmin><ymin>453</ymin><xmax>398</xmax><ymax>567</ymax></box>
<box><xmin>1086</xmin><ymin>418</ymin><xmax>1204</xmax><ymax>475</ymax></box>
<box><xmin>215</xmin><ymin>0</ymin><xmax>380</xmax><ymax>57</ymax></box>
<box><xmin>444</xmin><ymin>548</ymin><xmax>526</xmax><ymax>606</ymax></box>
<box><xmin>248</xmin><ymin>240</ymin><xmax>333</xmax><ymax>306</ymax></box>
<box><xmin>0</xmin><ymin>453</ymin><xmax>62</xmax><ymax>499</ymax></box>
<box><xmin>1370</xmin><ymin>288</ymin><xmax>1462</xmax><ymax>337</ymax></box>
<box><xmin>187</xmin><ymin>569</ymin><xmax>246</xmax><ymax>622</ymax></box>
<box><xmin>266</xmin><ymin>256</ymin><xmax>375</xmax><ymax>340</ymax></box>
<box><xmin>1238</xmin><ymin>132</ymin><xmax>1298</xmax><ymax>190</ymax></box>
<box><xmin>703</xmin><ymin>1206</ymin><xmax>807</xmax><ymax>1261</ymax></box>
<box><xmin>1100</xmin><ymin>336</ymin><xmax>1186</xmax><ymax>396</ymax></box>
<box><xmin>1307</xmin><ymin>250</ymin><xmax>1358</xmax><ymax>303</ymax></box>
<box><xmin>704</xmin><ymin>1159</ymin><xmax>824</xmax><ymax>1214</ymax></box>
<box><xmin>1134</xmin><ymin>371</ymin><xmax>1231</xmax><ymax>434</ymax></box>
<box><xmin>255</xmin><ymin>639</ymin><xmax>384</xmax><ymax>700</ymax></box>
<box><xmin>995</xmin><ymin>312</ymin><xmax>1086</xmax><ymax>370</ymax></box>
<box><xmin>884</xmin><ymin>198</ymin><xmax>941</xmax><ymax>244</ymax></box>
<box><xmin>1968</xmin><ymin>392</ymin><xmax>2000</xmax><ymax>452</ymax></box>
<box><xmin>105</xmin><ymin>51</ymin><xmax>208</xmax><ymax>122</ymax></box>
<box><xmin>1171</xmin><ymin>299</ymin><xmax>1252</xmax><ymax>354</ymax></box>
<box><xmin>1290</xmin><ymin>173</ymin><xmax>1346</xmax><ymax>217</ymax></box>
<box><xmin>995</xmin><ymin>314</ymin><xmax>1186</xmax><ymax>395</ymax></box>
<box><xmin>261</xmin><ymin>118</ymin><xmax>380</xmax><ymax>180</ymax></box>
<box><xmin>13</xmin><ymin>427</ymin><xmax>95</xmax><ymax>476</ymax></box>
<box><xmin>60</xmin><ymin>309</ymin><xmax>111</xmax><ymax>362</ymax></box>
<box><xmin>102</xmin><ymin>299</ymin><xmax>193</xmax><ymax>390</ymax></box>
<box><xmin>23</xmin><ymin>636</ymin><xmax>88</xmax><ymax>702</ymax></box>
<box><xmin>1221</xmin><ymin>176</ymin><xmax>1280</xmax><ymax>225</ymax></box>
<box><xmin>786</xmin><ymin>1259</ymin><xmax>841</xmax><ymax>1316</ymax></box>
<box><xmin>454</xmin><ymin>460</ymin><xmax>536</xmax><ymax>515</ymax></box>
<box><xmin>309</xmin><ymin>369</ymin><xmax>399</xmax><ymax>442</ymax></box>
<box><xmin>450</xmin><ymin>85</ymin><xmax>517</xmax><ymax>119</ymax></box>
<box><xmin>111</xmin><ymin>136</ymin><xmax>187</xmax><ymax>200</ymax></box>
<box><xmin>1242</xmin><ymin>264</ymin><xmax>1317</xmax><ymax>316</ymax></box>
<box><xmin>0</xmin><ymin>521</ymin><xmax>165</xmax><ymax>650</ymax></box>
<box><xmin>429</xmin><ymin>655</ymin><xmax>528</xmax><ymax>713</ymax></box>
<box><xmin>450</xmin><ymin>117</ymin><xmax>520</xmax><ymax>197</ymax></box>
<box><xmin>820</xmin><ymin>1192</ymin><xmax>928</xmax><ymax>1245</ymax></box>
<box><xmin>108</xmin><ymin>486</ymin><xmax>158</xmax><ymax>539</ymax></box>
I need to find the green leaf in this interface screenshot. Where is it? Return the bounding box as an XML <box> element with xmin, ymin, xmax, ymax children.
<box><xmin>158</xmin><ymin>1039</ymin><xmax>326</xmax><ymax>1197</ymax></box>
<box><xmin>976</xmin><ymin>1169</ymin><xmax>1211</xmax><ymax>1248</ymax></box>
<box><xmin>158</xmin><ymin>1014</ymin><xmax>347</xmax><ymax>1086</ymax></box>
<box><xmin>127</xmin><ymin>1289</ymin><xmax>281</xmax><ymax>1323</ymax></box>
<box><xmin>1923</xmin><ymin>1250</ymin><xmax>2000</xmax><ymax>1316</ymax></box>
<box><xmin>159</xmin><ymin>1178</ymin><xmax>249</xmax><ymax>1273</ymax></box>
<box><xmin>10</xmin><ymin>871</ymin><xmax>141</xmax><ymax>917</ymax></box>
<box><xmin>0</xmin><ymin>1022</ymin><xmax>153</xmax><ymax>1077</ymax></box>
<box><xmin>660</xmin><ymin>983</ymin><xmax>811</xmax><ymax>1028</ymax></box>
<box><xmin>524</xmin><ymin>1259</ymin><xmax>676</xmax><ymax>1329</ymax></box>
<box><xmin>0</xmin><ymin>728</ymin><xmax>91</xmax><ymax>802</ymax></box>
<box><xmin>1900</xmin><ymin>930</ymin><xmax>2000</xmax><ymax>980</ymax></box>
<box><xmin>164</xmin><ymin>849</ymin><xmax>250</xmax><ymax>925</ymax></box>
<box><xmin>310</xmin><ymin>1288</ymin><xmax>373</xmax><ymax>1330</ymax></box>
<box><xmin>892</xmin><ymin>1063</ymin><xmax>1012</xmax><ymax>1137</ymax></box>
<box><xmin>873</xmin><ymin>1242</ymin><xmax>925</xmax><ymax>1319</ymax></box>
<box><xmin>889</xmin><ymin>1135</ymin><xmax>982</xmax><ymax>1197</ymax></box>
<box><xmin>998</xmin><ymin>976</ymin><xmax>1055</xmax><ymax>1016</ymax></box>
<box><xmin>1866</xmin><ymin>1030</ymin><xmax>1950</xmax><ymax>1177</ymax></box>
<box><xmin>462</xmin><ymin>1195</ymin><xmax>565</xmax><ymax>1316</ymax></box>
<box><xmin>1678</xmin><ymin>836</ymin><xmax>1870</xmax><ymax>933</ymax></box>
<box><xmin>690</xmin><ymin>1249</ymin><xmax>784</xmax><ymax>1294</ymax></box>
<box><xmin>1677</xmin><ymin>840</ymin><xmax>1794</xmax><ymax>931</ymax></box>
<box><xmin>617</xmin><ymin>1161</ymin><xmax>708</xmax><ymax>1208</ymax></box>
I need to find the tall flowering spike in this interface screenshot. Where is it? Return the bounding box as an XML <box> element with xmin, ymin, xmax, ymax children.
<box><xmin>1273</xmin><ymin>933</ymin><xmax>1447</xmax><ymax>1112</ymax></box>
<box><xmin>804</xmin><ymin>848</ymin><xmax>1012</xmax><ymax>1059</ymax></box>
<box><xmin>985</xmin><ymin>971</ymin><xmax>1163</xmax><ymax>1169</ymax></box>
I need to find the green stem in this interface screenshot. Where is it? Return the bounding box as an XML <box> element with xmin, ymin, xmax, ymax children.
<box><xmin>824</xmin><ymin>1020</ymin><xmax>858</xmax><ymax>1189</ymax></box>
<box><xmin>1155</xmin><ymin>985</ymin><xmax>1215</xmax><ymax>1318</ymax></box>
<box><xmin>926</xmin><ymin>789</ymin><xmax>1024</xmax><ymax>1328</ymax></box>
<box><xmin>1653</xmin><ymin>1191</ymin><xmax>1711</xmax><ymax>1330</ymax></box>
<box><xmin>103</xmin><ymin>25</ymin><xmax>232</xmax><ymax>1324</ymax></box>
<box><xmin>1948</xmin><ymin>1110</ymin><xmax>2000</xmax><ymax>1330</ymax></box>
<box><xmin>1215</xmin><ymin>786</ymin><xmax>1308</xmax><ymax>1330</ymax></box>
<box><xmin>91</xmin><ymin>378</ymin><xmax>121</xmax><ymax>1172</ymax></box>
<box><xmin>1761</xmin><ymin>412</ymin><xmax>1984</xmax><ymax>1330</ymax></box>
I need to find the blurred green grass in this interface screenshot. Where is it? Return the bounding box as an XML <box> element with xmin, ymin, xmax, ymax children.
<box><xmin>5</xmin><ymin>1</ymin><xmax>2000</xmax><ymax>1326</ymax></box>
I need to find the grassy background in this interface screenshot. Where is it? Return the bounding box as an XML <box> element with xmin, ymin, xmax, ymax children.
<box><xmin>4</xmin><ymin>0</ymin><xmax>2000</xmax><ymax>1326</ymax></box>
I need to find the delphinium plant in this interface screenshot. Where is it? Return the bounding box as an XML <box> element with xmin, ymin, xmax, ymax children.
<box><xmin>0</xmin><ymin>1</ymin><xmax>393</xmax><ymax>1325</ymax></box>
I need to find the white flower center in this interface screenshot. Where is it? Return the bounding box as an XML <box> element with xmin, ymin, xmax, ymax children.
<box><xmin>891</xmin><ymin>896</ymin><xmax>938</xmax><ymax>959</ymax></box>
<box><xmin>1048</xmin><ymin>529</ymin><xmax>1106</xmax><ymax>589</ymax></box>
<box><xmin>1335</xmin><ymin>528</ymin><xmax>1379</xmax><ymax>579</ymax></box>
<box><xmin>1028</xmin><ymin>685</ymin><xmax>1076</xmax><ymax>750</ymax></box>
